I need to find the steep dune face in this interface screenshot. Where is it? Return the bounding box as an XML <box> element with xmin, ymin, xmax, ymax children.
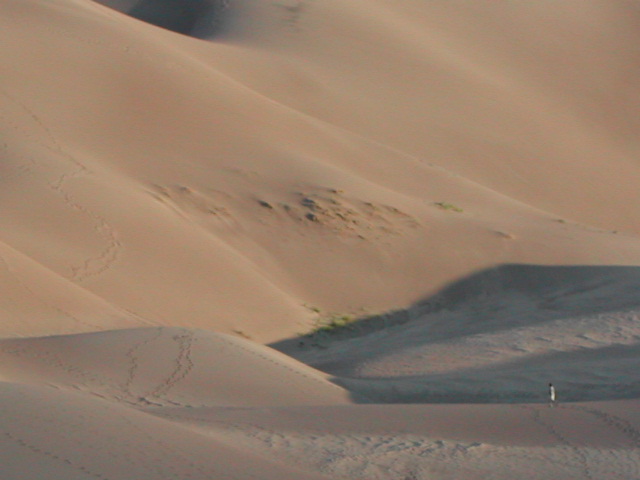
<box><xmin>1</xmin><ymin>0</ymin><xmax>640</xmax><ymax>342</ymax></box>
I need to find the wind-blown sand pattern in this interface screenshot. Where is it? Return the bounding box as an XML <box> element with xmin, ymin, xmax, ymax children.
<box><xmin>2</xmin><ymin>0</ymin><xmax>640</xmax><ymax>478</ymax></box>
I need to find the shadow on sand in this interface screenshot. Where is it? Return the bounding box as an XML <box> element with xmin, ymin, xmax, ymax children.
<box><xmin>126</xmin><ymin>0</ymin><xmax>229</xmax><ymax>37</ymax></box>
<box><xmin>270</xmin><ymin>264</ymin><xmax>640</xmax><ymax>404</ymax></box>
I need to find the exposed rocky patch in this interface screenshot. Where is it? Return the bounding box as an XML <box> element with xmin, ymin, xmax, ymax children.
<box><xmin>257</xmin><ymin>187</ymin><xmax>419</xmax><ymax>241</ymax></box>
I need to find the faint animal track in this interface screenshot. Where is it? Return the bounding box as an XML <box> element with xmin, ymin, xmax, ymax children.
<box><xmin>0</xmin><ymin>341</ymin><xmax>114</xmax><ymax>394</ymax></box>
<box><xmin>524</xmin><ymin>406</ymin><xmax>594</xmax><ymax>480</ymax></box>
<box><xmin>0</xmin><ymin>253</ymin><xmax>104</xmax><ymax>330</ymax></box>
<box><xmin>0</xmin><ymin>87</ymin><xmax>121</xmax><ymax>283</ymax></box>
<box><xmin>567</xmin><ymin>406</ymin><xmax>640</xmax><ymax>444</ymax></box>
<box><xmin>51</xmin><ymin>172</ymin><xmax>122</xmax><ymax>283</ymax></box>
<box><xmin>122</xmin><ymin>328</ymin><xmax>164</xmax><ymax>400</ymax></box>
<box><xmin>110</xmin><ymin>410</ymin><xmax>227</xmax><ymax>479</ymax></box>
<box><xmin>2</xmin><ymin>387</ymin><xmax>188</xmax><ymax>478</ymax></box>
<box><xmin>143</xmin><ymin>330</ymin><xmax>195</xmax><ymax>404</ymax></box>
<box><xmin>2</xmin><ymin>429</ymin><xmax>112</xmax><ymax>480</ymax></box>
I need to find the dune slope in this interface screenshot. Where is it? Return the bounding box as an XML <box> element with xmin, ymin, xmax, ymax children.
<box><xmin>1</xmin><ymin>0</ymin><xmax>640</xmax><ymax>340</ymax></box>
<box><xmin>0</xmin><ymin>327</ymin><xmax>354</xmax><ymax>406</ymax></box>
<box><xmin>2</xmin><ymin>1</ymin><xmax>640</xmax><ymax>479</ymax></box>
<box><xmin>0</xmin><ymin>327</ymin><xmax>639</xmax><ymax>480</ymax></box>
<box><xmin>0</xmin><ymin>382</ymin><xmax>338</xmax><ymax>480</ymax></box>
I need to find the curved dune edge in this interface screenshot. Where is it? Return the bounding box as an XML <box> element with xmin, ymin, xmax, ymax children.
<box><xmin>93</xmin><ymin>0</ymin><xmax>230</xmax><ymax>37</ymax></box>
<box><xmin>1</xmin><ymin>328</ymin><xmax>640</xmax><ymax>479</ymax></box>
<box><xmin>0</xmin><ymin>328</ymin><xmax>355</xmax><ymax>407</ymax></box>
<box><xmin>279</xmin><ymin>264</ymin><xmax>640</xmax><ymax>404</ymax></box>
<box><xmin>1</xmin><ymin>0</ymin><xmax>640</xmax><ymax>341</ymax></box>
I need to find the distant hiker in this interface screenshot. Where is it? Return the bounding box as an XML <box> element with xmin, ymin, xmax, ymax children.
<box><xmin>548</xmin><ymin>382</ymin><xmax>556</xmax><ymax>406</ymax></box>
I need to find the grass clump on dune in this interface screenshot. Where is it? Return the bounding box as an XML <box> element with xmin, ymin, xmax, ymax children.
<box><xmin>300</xmin><ymin>306</ymin><xmax>359</xmax><ymax>347</ymax></box>
<box><xmin>312</xmin><ymin>313</ymin><xmax>356</xmax><ymax>334</ymax></box>
<box><xmin>434</xmin><ymin>201</ymin><xmax>464</xmax><ymax>213</ymax></box>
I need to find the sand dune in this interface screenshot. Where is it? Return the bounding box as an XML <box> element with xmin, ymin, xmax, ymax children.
<box><xmin>1</xmin><ymin>326</ymin><xmax>640</xmax><ymax>479</ymax></box>
<box><xmin>279</xmin><ymin>265</ymin><xmax>640</xmax><ymax>404</ymax></box>
<box><xmin>0</xmin><ymin>327</ymin><xmax>354</xmax><ymax>406</ymax></box>
<box><xmin>2</xmin><ymin>0</ymin><xmax>640</xmax><ymax>478</ymax></box>
<box><xmin>3</xmin><ymin>0</ymin><xmax>640</xmax><ymax>340</ymax></box>
<box><xmin>0</xmin><ymin>382</ymin><xmax>337</xmax><ymax>480</ymax></box>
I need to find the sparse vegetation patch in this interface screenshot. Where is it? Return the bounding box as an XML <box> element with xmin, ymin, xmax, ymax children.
<box><xmin>434</xmin><ymin>201</ymin><xmax>463</xmax><ymax>213</ymax></box>
<box><xmin>312</xmin><ymin>313</ymin><xmax>356</xmax><ymax>334</ymax></box>
<box><xmin>299</xmin><ymin>305</ymin><xmax>362</xmax><ymax>347</ymax></box>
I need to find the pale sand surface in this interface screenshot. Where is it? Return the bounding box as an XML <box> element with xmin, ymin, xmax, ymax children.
<box><xmin>2</xmin><ymin>0</ymin><xmax>640</xmax><ymax>478</ymax></box>
<box><xmin>2</xmin><ymin>326</ymin><xmax>640</xmax><ymax>479</ymax></box>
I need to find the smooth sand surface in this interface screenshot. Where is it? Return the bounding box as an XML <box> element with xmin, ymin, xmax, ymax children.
<box><xmin>0</xmin><ymin>328</ymin><xmax>355</xmax><ymax>407</ymax></box>
<box><xmin>2</xmin><ymin>0</ymin><xmax>640</xmax><ymax>478</ymax></box>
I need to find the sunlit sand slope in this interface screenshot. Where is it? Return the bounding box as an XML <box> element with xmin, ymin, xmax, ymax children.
<box><xmin>0</xmin><ymin>327</ymin><xmax>354</xmax><ymax>406</ymax></box>
<box><xmin>0</xmin><ymin>382</ymin><xmax>339</xmax><ymax>480</ymax></box>
<box><xmin>2</xmin><ymin>327</ymin><xmax>640</xmax><ymax>480</ymax></box>
<box><xmin>1</xmin><ymin>0</ymin><xmax>640</xmax><ymax>340</ymax></box>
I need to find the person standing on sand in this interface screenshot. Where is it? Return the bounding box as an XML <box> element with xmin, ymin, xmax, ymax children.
<box><xmin>548</xmin><ymin>382</ymin><xmax>556</xmax><ymax>406</ymax></box>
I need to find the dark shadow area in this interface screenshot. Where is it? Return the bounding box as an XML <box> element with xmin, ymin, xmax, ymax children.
<box><xmin>333</xmin><ymin>342</ymin><xmax>640</xmax><ymax>404</ymax></box>
<box><xmin>129</xmin><ymin>0</ymin><xmax>229</xmax><ymax>37</ymax></box>
<box><xmin>273</xmin><ymin>264</ymin><xmax>640</xmax><ymax>353</ymax></box>
<box><xmin>270</xmin><ymin>264</ymin><xmax>640</xmax><ymax>404</ymax></box>
<box><xmin>95</xmin><ymin>0</ymin><xmax>230</xmax><ymax>38</ymax></box>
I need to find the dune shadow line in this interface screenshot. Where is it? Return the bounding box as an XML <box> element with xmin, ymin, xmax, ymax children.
<box><xmin>127</xmin><ymin>0</ymin><xmax>229</xmax><ymax>37</ymax></box>
<box><xmin>270</xmin><ymin>264</ymin><xmax>640</xmax><ymax>404</ymax></box>
<box><xmin>273</xmin><ymin>264</ymin><xmax>640</xmax><ymax>353</ymax></box>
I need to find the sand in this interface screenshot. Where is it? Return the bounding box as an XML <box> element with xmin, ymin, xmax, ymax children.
<box><xmin>1</xmin><ymin>0</ymin><xmax>640</xmax><ymax>478</ymax></box>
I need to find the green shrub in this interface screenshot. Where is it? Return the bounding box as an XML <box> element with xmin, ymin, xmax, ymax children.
<box><xmin>434</xmin><ymin>201</ymin><xmax>463</xmax><ymax>213</ymax></box>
